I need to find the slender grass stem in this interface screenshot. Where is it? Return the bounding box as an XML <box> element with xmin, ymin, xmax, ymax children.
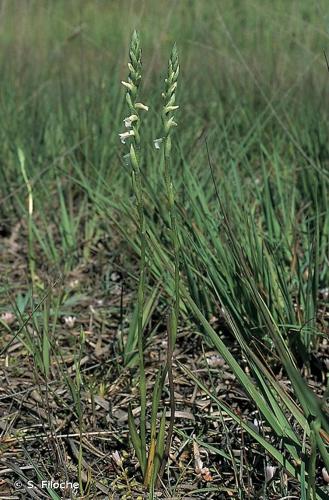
<box><xmin>18</xmin><ymin>148</ymin><xmax>36</xmax><ymax>284</ymax></box>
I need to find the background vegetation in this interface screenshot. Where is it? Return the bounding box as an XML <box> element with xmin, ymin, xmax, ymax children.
<box><xmin>0</xmin><ymin>1</ymin><xmax>328</xmax><ymax>498</ymax></box>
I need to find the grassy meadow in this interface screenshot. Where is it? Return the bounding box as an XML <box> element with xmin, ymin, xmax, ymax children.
<box><xmin>0</xmin><ymin>0</ymin><xmax>329</xmax><ymax>498</ymax></box>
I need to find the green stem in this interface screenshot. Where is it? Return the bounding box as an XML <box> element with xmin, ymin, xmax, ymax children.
<box><xmin>158</xmin><ymin>134</ymin><xmax>180</xmax><ymax>483</ymax></box>
<box><xmin>130</xmin><ymin>149</ymin><xmax>147</xmax><ymax>473</ymax></box>
<box><xmin>137</xmin><ymin>198</ymin><xmax>147</xmax><ymax>472</ymax></box>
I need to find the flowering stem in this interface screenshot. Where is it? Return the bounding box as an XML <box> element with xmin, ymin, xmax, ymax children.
<box><xmin>158</xmin><ymin>43</ymin><xmax>180</xmax><ymax>484</ymax></box>
<box><xmin>120</xmin><ymin>30</ymin><xmax>147</xmax><ymax>473</ymax></box>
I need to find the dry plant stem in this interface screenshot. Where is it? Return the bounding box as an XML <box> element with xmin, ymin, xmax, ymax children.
<box><xmin>157</xmin><ymin>44</ymin><xmax>180</xmax><ymax>485</ymax></box>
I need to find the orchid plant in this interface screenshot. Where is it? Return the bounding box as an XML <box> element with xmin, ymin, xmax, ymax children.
<box><xmin>119</xmin><ymin>31</ymin><xmax>181</xmax><ymax>491</ymax></box>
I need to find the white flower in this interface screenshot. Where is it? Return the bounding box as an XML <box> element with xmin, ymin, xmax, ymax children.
<box><xmin>265</xmin><ymin>465</ymin><xmax>277</xmax><ymax>482</ymax></box>
<box><xmin>164</xmin><ymin>116</ymin><xmax>178</xmax><ymax>133</ymax></box>
<box><xmin>135</xmin><ymin>102</ymin><xmax>149</xmax><ymax>111</ymax></box>
<box><xmin>119</xmin><ymin>130</ymin><xmax>135</xmax><ymax>144</ymax></box>
<box><xmin>63</xmin><ymin>316</ymin><xmax>76</xmax><ymax>329</ymax></box>
<box><xmin>168</xmin><ymin>116</ymin><xmax>177</xmax><ymax>128</ymax></box>
<box><xmin>164</xmin><ymin>104</ymin><xmax>179</xmax><ymax>113</ymax></box>
<box><xmin>121</xmin><ymin>80</ymin><xmax>134</xmax><ymax>91</ymax></box>
<box><xmin>123</xmin><ymin>114</ymin><xmax>138</xmax><ymax>128</ymax></box>
<box><xmin>154</xmin><ymin>138</ymin><xmax>163</xmax><ymax>149</ymax></box>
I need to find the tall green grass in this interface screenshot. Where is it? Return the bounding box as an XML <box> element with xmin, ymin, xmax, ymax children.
<box><xmin>1</xmin><ymin>1</ymin><xmax>329</xmax><ymax>497</ymax></box>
